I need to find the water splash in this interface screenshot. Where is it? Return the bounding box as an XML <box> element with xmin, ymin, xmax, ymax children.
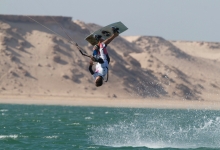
<box><xmin>88</xmin><ymin>109</ymin><xmax>220</xmax><ymax>149</ymax></box>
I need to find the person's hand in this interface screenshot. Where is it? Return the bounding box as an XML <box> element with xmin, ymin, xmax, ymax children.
<box><xmin>114</xmin><ymin>32</ymin><xmax>119</xmax><ymax>36</ymax></box>
<box><xmin>89</xmin><ymin>55</ymin><xmax>96</xmax><ymax>61</ymax></box>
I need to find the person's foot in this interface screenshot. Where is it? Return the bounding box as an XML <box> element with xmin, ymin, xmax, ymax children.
<box><xmin>112</xmin><ymin>26</ymin><xmax>119</xmax><ymax>33</ymax></box>
<box><xmin>94</xmin><ymin>34</ymin><xmax>102</xmax><ymax>41</ymax></box>
<box><xmin>102</xmin><ymin>31</ymin><xmax>111</xmax><ymax>36</ymax></box>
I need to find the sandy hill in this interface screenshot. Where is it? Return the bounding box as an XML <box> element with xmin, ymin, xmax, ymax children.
<box><xmin>0</xmin><ymin>15</ymin><xmax>219</xmax><ymax>101</ymax></box>
<box><xmin>124</xmin><ymin>36</ymin><xmax>220</xmax><ymax>100</ymax></box>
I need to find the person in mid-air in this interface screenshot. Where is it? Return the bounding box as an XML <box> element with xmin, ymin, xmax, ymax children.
<box><xmin>88</xmin><ymin>27</ymin><xmax>119</xmax><ymax>87</ymax></box>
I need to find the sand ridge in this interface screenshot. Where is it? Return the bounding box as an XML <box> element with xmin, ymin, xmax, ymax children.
<box><xmin>0</xmin><ymin>15</ymin><xmax>220</xmax><ymax>108</ymax></box>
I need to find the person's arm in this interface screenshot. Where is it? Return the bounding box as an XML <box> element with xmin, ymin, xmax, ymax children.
<box><xmin>88</xmin><ymin>60</ymin><xmax>94</xmax><ymax>75</ymax></box>
<box><xmin>103</xmin><ymin>32</ymin><xmax>119</xmax><ymax>45</ymax></box>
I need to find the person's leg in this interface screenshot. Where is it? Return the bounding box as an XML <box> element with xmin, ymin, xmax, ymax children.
<box><xmin>106</xmin><ymin>54</ymin><xmax>110</xmax><ymax>64</ymax></box>
<box><xmin>99</xmin><ymin>44</ymin><xmax>107</xmax><ymax>61</ymax></box>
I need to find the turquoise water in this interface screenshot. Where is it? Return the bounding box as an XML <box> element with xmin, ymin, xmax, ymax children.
<box><xmin>0</xmin><ymin>104</ymin><xmax>220</xmax><ymax>150</ymax></box>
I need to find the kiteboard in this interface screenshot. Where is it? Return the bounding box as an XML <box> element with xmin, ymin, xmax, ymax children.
<box><xmin>85</xmin><ymin>21</ymin><xmax>128</xmax><ymax>45</ymax></box>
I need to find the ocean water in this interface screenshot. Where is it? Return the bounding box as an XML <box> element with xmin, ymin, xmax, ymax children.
<box><xmin>0</xmin><ymin>104</ymin><xmax>220</xmax><ymax>150</ymax></box>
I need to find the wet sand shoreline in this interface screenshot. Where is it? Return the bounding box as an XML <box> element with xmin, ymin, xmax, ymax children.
<box><xmin>0</xmin><ymin>95</ymin><xmax>220</xmax><ymax>110</ymax></box>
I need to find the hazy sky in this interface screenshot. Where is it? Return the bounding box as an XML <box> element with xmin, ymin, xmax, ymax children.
<box><xmin>1</xmin><ymin>0</ymin><xmax>220</xmax><ymax>42</ymax></box>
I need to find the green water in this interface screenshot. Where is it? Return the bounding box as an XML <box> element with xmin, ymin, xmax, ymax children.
<box><xmin>0</xmin><ymin>104</ymin><xmax>220</xmax><ymax>150</ymax></box>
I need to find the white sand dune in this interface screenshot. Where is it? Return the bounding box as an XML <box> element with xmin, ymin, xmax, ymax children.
<box><xmin>0</xmin><ymin>15</ymin><xmax>220</xmax><ymax>108</ymax></box>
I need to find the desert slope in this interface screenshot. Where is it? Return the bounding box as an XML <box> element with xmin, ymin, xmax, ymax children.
<box><xmin>0</xmin><ymin>15</ymin><xmax>151</xmax><ymax>99</ymax></box>
<box><xmin>0</xmin><ymin>15</ymin><xmax>219</xmax><ymax>101</ymax></box>
<box><xmin>123</xmin><ymin>36</ymin><xmax>220</xmax><ymax>100</ymax></box>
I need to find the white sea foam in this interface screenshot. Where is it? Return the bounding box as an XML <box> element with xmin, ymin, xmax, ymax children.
<box><xmin>72</xmin><ymin>123</ymin><xmax>80</xmax><ymax>125</ymax></box>
<box><xmin>134</xmin><ymin>113</ymin><xmax>143</xmax><ymax>116</ymax></box>
<box><xmin>0</xmin><ymin>135</ymin><xmax>18</xmax><ymax>139</ymax></box>
<box><xmin>85</xmin><ymin>117</ymin><xmax>92</xmax><ymax>120</ymax></box>
<box><xmin>67</xmin><ymin>123</ymin><xmax>80</xmax><ymax>126</ymax></box>
<box><xmin>0</xmin><ymin>109</ymin><xmax>8</xmax><ymax>112</ymax></box>
<box><xmin>44</xmin><ymin>136</ymin><xmax>58</xmax><ymax>139</ymax></box>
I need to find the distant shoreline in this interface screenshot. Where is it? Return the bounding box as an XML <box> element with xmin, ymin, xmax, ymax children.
<box><xmin>0</xmin><ymin>95</ymin><xmax>220</xmax><ymax>110</ymax></box>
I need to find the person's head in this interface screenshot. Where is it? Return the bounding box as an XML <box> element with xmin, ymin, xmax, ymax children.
<box><xmin>95</xmin><ymin>76</ymin><xmax>103</xmax><ymax>87</ymax></box>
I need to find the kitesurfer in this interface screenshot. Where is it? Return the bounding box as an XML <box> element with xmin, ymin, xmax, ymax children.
<box><xmin>88</xmin><ymin>27</ymin><xmax>119</xmax><ymax>87</ymax></box>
